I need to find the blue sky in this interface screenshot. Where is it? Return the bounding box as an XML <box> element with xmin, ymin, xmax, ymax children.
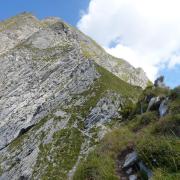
<box><xmin>160</xmin><ymin>65</ymin><xmax>180</xmax><ymax>88</ymax></box>
<box><xmin>0</xmin><ymin>0</ymin><xmax>179</xmax><ymax>88</ymax></box>
<box><xmin>0</xmin><ymin>0</ymin><xmax>89</xmax><ymax>26</ymax></box>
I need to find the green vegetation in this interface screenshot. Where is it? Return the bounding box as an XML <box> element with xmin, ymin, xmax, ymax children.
<box><xmin>136</xmin><ymin>136</ymin><xmax>180</xmax><ymax>172</ymax></box>
<box><xmin>132</xmin><ymin>86</ymin><xmax>171</xmax><ymax>115</ymax></box>
<box><xmin>3</xmin><ymin>12</ymin><xmax>174</xmax><ymax>180</ymax></box>
<box><xmin>8</xmin><ymin>131</ymin><xmax>30</xmax><ymax>151</ymax></box>
<box><xmin>120</xmin><ymin>99</ymin><xmax>136</xmax><ymax>119</ymax></box>
<box><xmin>170</xmin><ymin>86</ymin><xmax>180</xmax><ymax>99</ymax></box>
<box><xmin>153</xmin><ymin>169</ymin><xmax>180</xmax><ymax>180</ymax></box>
<box><xmin>8</xmin><ymin>115</ymin><xmax>51</xmax><ymax>151</ymax></box>
<box><xmin>15</xmin><ymin>41</ymin><xmax>73</xmax><ymax>62</ymax></box>
<box><xmin>66</xmin><ymin>63</ymin><xmax>142</xmax><ymax>129</ymax></box>
<box><xmin>33</xmin><ymin>128</ymin><xmax>83</xmax><ymax>180</ymax></box>
<box><xmin>72</xmin><ymin>66</ymin><xmax>147</xmax><ymax>180</ymax></box>
<box><xmin>80</xmin><ymin>41</ymin><xmax>98</xmax><ymax>59</ymax></box>
<box><xmin>74</xmin><ymin>128</ymin><xmax>134</xmax><ymax>180</ymax></box>
<box><xmin>139</xmin><ymin>86</ymin><xmax>170</xmax><ymax>101</ymax></box>
<box><xmin>31</xmin><ymin>64</ymin><xmax>139</xmax><ymax>179</ymax></box>
<box><xmin>128</xmin><ymin>111</ymin><xmax>158</xmax><ymax>132</ymax></box>
<box><xmin>0</xmin><ymin>165</ymin><xmax>3</xmax><ymax>176</ymax></box>
<box><xmin>74</xmin><ymin>151</ymin><xmax>118</xmax><ymax>180</ymax></box>
<box><xmin>146</xmin><ymin>80</ymin><xmax>153</xmax><ymax>87</ymax></box>
<box><xmin>3</xmin><ymin>66</ymin><xmax>179</xmax><ymax>180</ymax></box>
<box><xmin>152</xmin><ymin>114</ymin><xmax>180</xmax><ymax>137</ymax></box>
<box><xmin>169</xmin><ymin>99</ymin><xmax>180</xmax><ymax>114</ymax></box>
<box><xmin>74</xmin><ymin>86</ymin><xmax>180</xmax><ymax>179</ymax></box>
<box><xmin>95</xmin><ymin>64</ymin><xmax>142</xmax><ymax>100</ymax></box>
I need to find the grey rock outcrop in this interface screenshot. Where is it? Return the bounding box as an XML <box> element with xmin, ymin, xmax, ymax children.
<box><xmin>0</xmin><ymin>17</ymin><xmax>100</xmax><ymax>150</ymax></box>
<box><xmin>123</xmin><ymin>151</ymin><xmax>138</xmax><ymax>168</ymax></box>
<box><xmin>146</xmin><ymin>95</ymin><xmax>169</xmax><ymax>117</ymax></box>
<box><xmin>159</xmin><ymin>97</ymin><xmax>168</xmax><ymax>117</ymax></box>
<box><xmin>154</xmin><ymin>76</ymin><xmax>166</xmax><ymax>88</ymax></box>
<box><xmin>0</xmin><ymin>13</ymin><xmax>41</xmax><ymax>55</ymax></box>
<box><xmin>146</xmin><ymin>97</ymin><xmax>160</xmax><ymax>112</ymax></box>
<box><xmin>85</xmin><ymin>92</ymin><xmax>124</xmax><ymax>128</ymax></box>
<box><xmin>138</xmin><ymin>161</ymin><xmax>153</xmax><ymax>179</ymax></box>
<box><xmin>0</xmin><ymin>113</ymin><xmax>71</xmax><ymax>180</ymax></box>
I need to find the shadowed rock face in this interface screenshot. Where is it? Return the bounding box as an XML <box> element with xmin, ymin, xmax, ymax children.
<box><xmin>0</xmin><ymin>13</ymin><xmax>147</xmax><ymax>179</ymax></box>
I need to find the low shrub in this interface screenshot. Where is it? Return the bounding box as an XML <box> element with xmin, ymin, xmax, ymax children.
<box><xmin>136</xmin><ymin>136</ymin><xmax>180</xmax><ymax>173</ymax></box>
<box><xmin>152</xmin><ymin>114</ymin><xmax>180</xmax><ymax>137</ymax></box>
<box><xmin>128</xmin><ymin>111</ymin><xmax>158</xmax><ymax>132</ymax></box>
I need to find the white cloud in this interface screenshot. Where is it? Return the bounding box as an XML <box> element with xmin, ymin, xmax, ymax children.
<box><xmin>77</xmin><ymin>0</ymin><xmax>180</xmax><ymax>81</ymax></box>
<box><xmin>168</xmin><ymin>55</ymin><xmax>180</xmax><ymax>69</ymax></box>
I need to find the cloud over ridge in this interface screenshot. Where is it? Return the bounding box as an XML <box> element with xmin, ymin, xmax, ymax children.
<box><xmin>77</xmin><ymin>0</ymin><xmax>180</xmax><ymax>81</ymax></box>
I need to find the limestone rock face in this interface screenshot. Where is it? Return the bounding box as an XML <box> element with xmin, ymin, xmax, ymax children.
<box><xmin>159</xmin><ymin>97</ymin><xmax>168</xmax><ymax>117</ymax></box>
<box><xmin>123</xmin><ymin>151</ymin><xmax>138</xmax><ymax>168</ymax></box>
<box><xmin>0</xmin><ymin>14</ymin><xmax>100</xmax><ymax>150</ymax></box>
<box><xmin>85</xmin><ymin>92</ymin><xmax>124</xmax><ymax>128</ymax></box>
<box><xmin>0</xmin><ymin>13</ymin><xmax>147</xmax><ymax>179</ymax></box>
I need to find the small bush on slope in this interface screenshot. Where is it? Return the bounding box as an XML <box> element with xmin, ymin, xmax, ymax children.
<box><xmin>136</xmin><ymin>136</ymin><xmax>180</xmax><ymax>172</ymax></box>
<box><xmin>152</xmin><ymin>114</ymin><xmax>180</xmax><ymax>137</ymax></box>
<box><xmin>128</xmin><ymin>111</ymin><xmax>158</xmax><ymax>132</ymax></box>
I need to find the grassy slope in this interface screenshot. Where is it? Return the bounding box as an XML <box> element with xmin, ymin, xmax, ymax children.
<box><xmin>94</xmin><ymin>64</ymin><xmax>142</xmax><ymax>100</ymax></box>
<box><xmin>74</xmin><ymin>86</ymin><xmax>180</xmax><ymax>180</ymax></box>
<box><xmin>32</xmin><ymin>128</ymin><xmax>84</xmax><ymax>180</ymax></box>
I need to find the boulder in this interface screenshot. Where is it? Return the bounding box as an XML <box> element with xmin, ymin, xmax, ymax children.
<box><xmin>159</xmin><ymin>97</ymin><xmax>168</xmax><ymax>117</ymax></box>
<box><xmin>123</xmin><ymin>151</ymin><xmax>138</xmax><ymax>168</ymax></box>
<box><xmin>146</xmin><ymin>97</ymin><xmax>160</xmax><ymax>112</ymax></box>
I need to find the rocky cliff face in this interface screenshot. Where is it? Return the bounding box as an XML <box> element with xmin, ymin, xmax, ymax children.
<box><xmin>0</xmin><ymin>13</ymin><xmax>148</xmax><ymax>180</ymax></box>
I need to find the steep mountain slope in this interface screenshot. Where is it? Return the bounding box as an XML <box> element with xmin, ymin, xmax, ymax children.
<box><xmin>0</xmin><ymin>13</ymin><xmax>149</xmax><ymax>88</ymax></box>
<box><xmin>0</xmin><ymin>13</ymin><xmax>149</xmax><ymax>180</ymax></box>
